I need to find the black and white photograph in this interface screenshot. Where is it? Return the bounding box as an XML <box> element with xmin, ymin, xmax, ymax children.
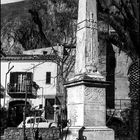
<box><xmin>0</xmin><ymin>0</ymin><xmax>139</xmax><ymax>140</ymax></box>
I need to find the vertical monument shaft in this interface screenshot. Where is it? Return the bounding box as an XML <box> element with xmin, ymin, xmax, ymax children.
<box><xmin>75</xmin><ymin>0</ymin><xmax>98</xmax><ymax>75</ymax></box>
<box><xmin>65</xmin><ymin>0</ymin><xmax>114</xmax><ymax>139</ymax></box>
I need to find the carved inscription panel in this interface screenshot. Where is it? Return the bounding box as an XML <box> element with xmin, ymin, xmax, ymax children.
<box><xmin>84</xmin><ymin>87</ymin><xmax>105</xmax><ymax>105</ymax></box>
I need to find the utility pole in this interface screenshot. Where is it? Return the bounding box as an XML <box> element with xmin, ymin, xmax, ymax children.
<box><xmin>23</xmin><ymin>73</ymin><xmax>28</xmax><ymax>140</ymax></box>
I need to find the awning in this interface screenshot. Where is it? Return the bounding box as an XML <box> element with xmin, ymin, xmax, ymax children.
<box><xmin>44</xmin><ymin>95</ymin><xmax>56</xmax><ymax>99</ymax></box>
<box><xmin>44</xmin><ymin>95</ymin><xmax>60</xmax><ymax>105</ymax></box>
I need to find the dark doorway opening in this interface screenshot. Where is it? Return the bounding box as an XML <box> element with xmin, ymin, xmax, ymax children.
<box><xmin>8</xmin><ymin>100</ymin><xmax>31</xmax><ymax>127</ymax></box>
<box><xmin>45</xmin><ymin>98</ymin><xmax>55</xmax><ymax>120</ymax></box>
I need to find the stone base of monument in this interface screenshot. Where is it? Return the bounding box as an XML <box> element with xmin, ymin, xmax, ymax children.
<box><xmin>65</xmin><ymin>74</ymin><xmax>114</xmax><ymax>140</ymax></box>
<box><xmin>65</xmin><ymin>126</ymin><xmax>114</xmax><ymax>140</ymax></box>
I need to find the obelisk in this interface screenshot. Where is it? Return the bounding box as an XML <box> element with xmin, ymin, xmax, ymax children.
<box><xmin>64</xmin><ymin>0</ymin><xmax>114</xmax><ymax>140</ymax></box>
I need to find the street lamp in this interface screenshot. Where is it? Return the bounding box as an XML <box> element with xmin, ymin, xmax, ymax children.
<box><xmin>39</xmin><ymin>87</ymin><xmax>44</xmax><ymax>107</ymax></box>
<box><xmin>53</xmin><ymin>104</ymin><xmax>59</xmax><ymax>123</ymax></box>
<box><xmin>3</xmin><ymin>65</ymin><xmax>14</xmax><ymax>107</ymax></box>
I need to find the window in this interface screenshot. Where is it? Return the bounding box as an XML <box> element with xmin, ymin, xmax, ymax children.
<box><xmin>27</xmin><ymin>118</ymin><xmax>35</xmax><ymax>124</ymax></box>
<box><xmin>36</xmin><ymin>118</ymin><xmax>46</xmax><ymax>123</ymax></box>
<box><xmin>46</xmin><ymin>72</ymin><xmax>51</xmax><ymax>84</ymax></box>
<box><xmin>9</xmin><ymin>72</ymin><xmax>33</xmax><ymax>92</ymax></box>
<box><xmin>39</xmin><ymin>104</ymin><xmax>43</xmax><ymax>109</ymax></box>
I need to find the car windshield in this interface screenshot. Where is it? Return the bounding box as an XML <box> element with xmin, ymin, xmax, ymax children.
<box><xmin>27</xmin><ymin>118</ymin><xmax>35</xmax><ymax>123</ymax></box>
<box><xmin>36</xmin><ymin>117</ymin><xmax>47</xmax><ymax>123</ymax></box>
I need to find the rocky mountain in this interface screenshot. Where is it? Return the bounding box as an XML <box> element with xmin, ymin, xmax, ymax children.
<box><xmin>1</xmin><ymin>0</ymin><xmax>78</xmax><ymax>54</ymax></box>
<box><xmin>1</xmin><ymin>0</ymin><xmax>32</xmax><ymax>54</ymax></box>
<box><xmin>1</xmin><ymin>0</ymin><xmax>31</xmax><ymax>22</ymax></box>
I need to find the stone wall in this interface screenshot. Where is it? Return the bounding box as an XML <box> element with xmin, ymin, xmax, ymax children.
<box><xmin>4</xmin><ymin>127</ymin><xmax>60</xmax><ymax>140</ymax></box>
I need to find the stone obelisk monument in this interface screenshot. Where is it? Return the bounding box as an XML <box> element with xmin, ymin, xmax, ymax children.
<box><xmin>64</xmin><ymin>0</ymin><xmax>114</xmax><ymax>140</ymax></box>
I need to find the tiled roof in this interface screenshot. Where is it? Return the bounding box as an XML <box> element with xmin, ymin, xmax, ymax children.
<box><xmin>1</xmin><ymin>54</ymin><xmax>60</xmax><ymax>62</ymax></box>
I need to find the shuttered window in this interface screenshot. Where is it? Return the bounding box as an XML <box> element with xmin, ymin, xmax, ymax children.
<box><xmin>9</xmin><ymin>72</ymin><xmax>32</xmax><ymax>92</ymax></box>
<box><xmin>46</xmin><ymin>72</ymin><xmax>51</xmax><ymax>84</ymax></box>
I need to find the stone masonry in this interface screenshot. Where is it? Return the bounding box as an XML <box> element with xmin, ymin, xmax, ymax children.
<box><xmin>4</xmin><ymin>127</ymin><xmax>60</xmax><ymax>140</ymax></box>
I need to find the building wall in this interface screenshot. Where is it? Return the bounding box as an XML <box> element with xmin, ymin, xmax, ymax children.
<box><xmin>113</xmin><ymin>46</ymin><xmax>132</xmax><ymax>100</ymax></box>
<box><xmin>1</xmin><ymin>59</ymin><xmax>57</xmax><ymax>108</ymax></box>
<box><xmin>98</xmin><ymin>40</ymin><xmax>132</xmax><ymax>111</ymax></box>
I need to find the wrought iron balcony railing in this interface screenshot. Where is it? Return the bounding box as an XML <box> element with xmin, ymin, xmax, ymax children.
<box><xmin>7</xmin><ymin>83</ymin><xmax>38</xmax><ymax>98</ymax></box>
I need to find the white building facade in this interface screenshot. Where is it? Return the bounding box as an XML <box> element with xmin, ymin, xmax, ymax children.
<box><xmin>1</xmin><ymin>54</ymin><xmax>60</xmax><ymax>124</ymax></box>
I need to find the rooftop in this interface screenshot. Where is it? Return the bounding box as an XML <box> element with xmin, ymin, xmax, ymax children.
<box><xmin>0</xmin><ymin>54</ymin><xmax>61</xmax><ymax>63</ymax></box>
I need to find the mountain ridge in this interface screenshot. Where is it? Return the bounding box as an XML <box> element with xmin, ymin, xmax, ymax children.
<box><xmin>1</xmin><ymin>0</ymin><xmax>31</xmax><ymax>22</ymax></box>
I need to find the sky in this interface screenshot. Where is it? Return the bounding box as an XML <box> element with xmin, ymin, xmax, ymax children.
<box><xmin>1</xmin><ymin>0</ymin><xmax>24</xmax><ymax>4</ymax></box>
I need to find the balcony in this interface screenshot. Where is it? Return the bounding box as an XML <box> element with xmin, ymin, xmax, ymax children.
<box><xmin>7</xmin><ymin>82</ymin><xmax>39</xmax><ymax>98</ymax></box>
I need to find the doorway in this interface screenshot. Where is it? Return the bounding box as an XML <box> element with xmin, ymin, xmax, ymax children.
<box><xmin>8</xmin><ymin>100</ymin><xmax>31</xmax><ymax>127</ymax></box>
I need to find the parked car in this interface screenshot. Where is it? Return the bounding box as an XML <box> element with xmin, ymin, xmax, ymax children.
<box><xmin>18</xmin><ymin>116</ymin><xmax>57</xmax><ymax>128</ymax></box>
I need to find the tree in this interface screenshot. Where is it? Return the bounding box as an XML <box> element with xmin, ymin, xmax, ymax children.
<box><xmin>98</xmin><ymin>0</ymin><xmax>139</xmax><ymax>58</ymax></box>
<box><xmin>27</xmin><ymin>0</ymin><xmax>78</xmax><ymax>106</ymax></box>
<box><xmin>97</xmin><ymin>0</ymin><xmax>139</xmax><ymax>139</ymax></box>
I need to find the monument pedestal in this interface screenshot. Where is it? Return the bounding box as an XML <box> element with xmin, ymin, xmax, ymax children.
<box><xmin>64</xmin><ymin>75</ymin><xmax>114</xmax><ymax>140</ymax></box>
